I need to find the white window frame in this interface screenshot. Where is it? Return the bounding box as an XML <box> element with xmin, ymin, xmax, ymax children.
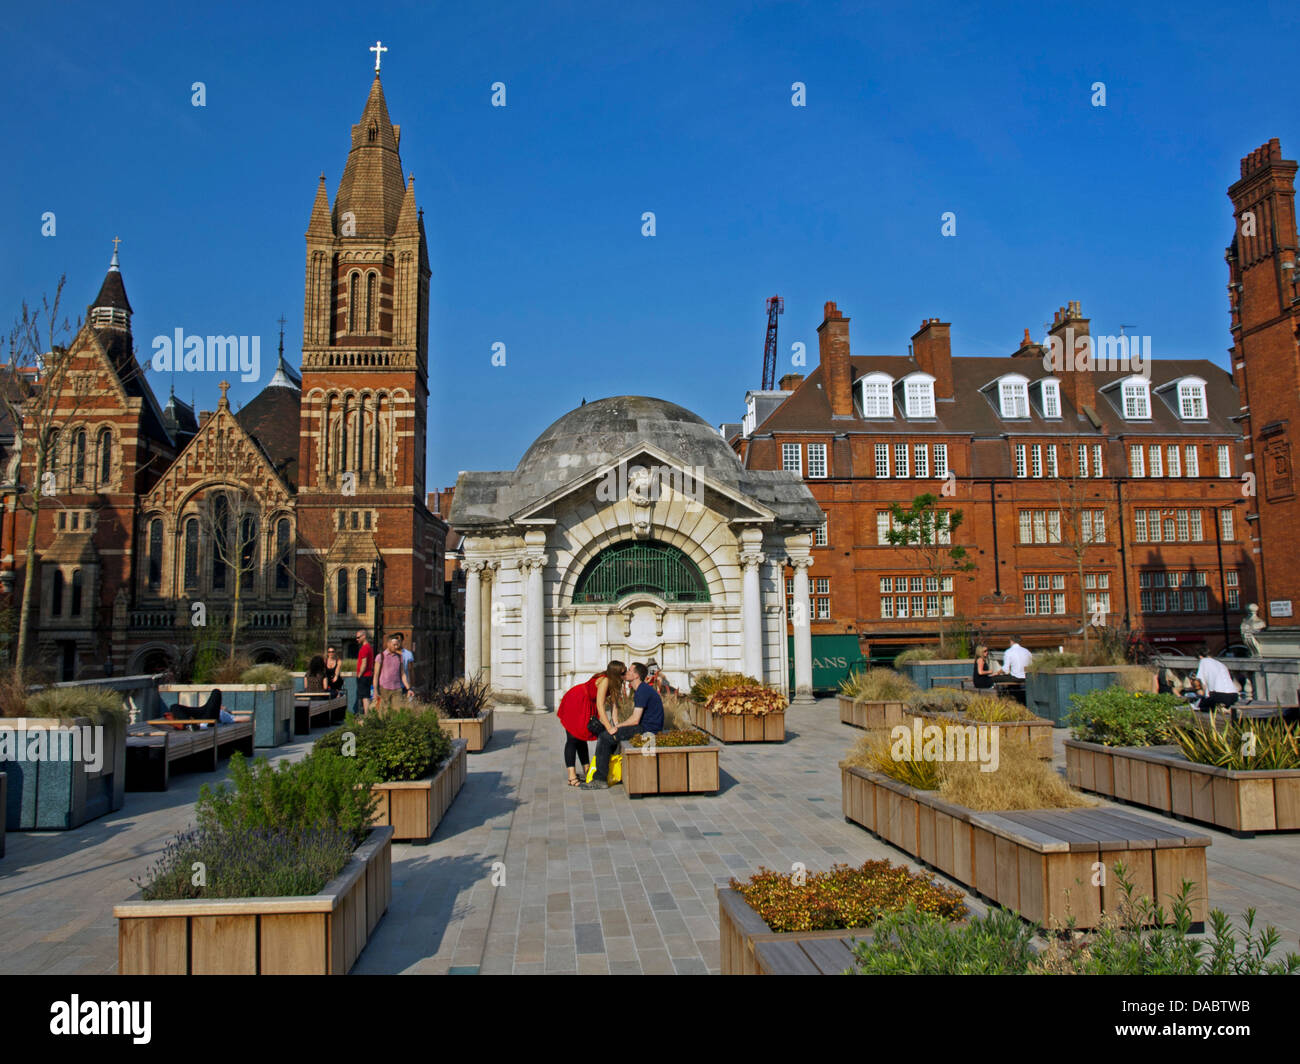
<box><xmin>1121</xmin><ymin>377</ymin><xmax>1151</xmax><ymax>419</ymax></box>
<box><xmin>1129</xmin><ymin>444</ymin><xmax>1145</xmax><ymax>477</ymax></box>
<box><xmin>859</xmin><ymin>372</ymin><xmax>893</xmax><ymax>418</ymax></box>
<box><xmin>1148</xmin><ymin>444</ymin><xmax>1163</xmax><ymax>478</ymax></box>
<box><xmin>782</xmin><ymin>443</ymin><xmax>802</xmax><ymax>476</ymax></box>
<box><xmin>814</xmin><ymin>513</ymin><xmax>828</xmax><ymax>547</ymax></box>
<box><xmin>874</xmin><ymin>442</ymin><xmax>889</xmax><ymax>478</ymax></box>
<box><xmin>933</xmin><ymin>444</ymin><xmax>949</xmax><ymax>479</ymax></box>
<box><xmin>901</xmin><ymin>372</ymin><xmax>936</xmax><ymax>418</ymax></box>
<box><xmin>807</xmin><ymin>442</ymin><xmax>827</xmax><ymax>479</ymax></box>
<box><xmin>1046</xmin><ymin>445</ymin><xmax>1058</xmax><ymax>478</ymax></box>
<box><xmin>1039</xmin><ymin>378</ymin><xmax>1061</xmax><ymax>419</ymax></box>
<box><xmin>1217</xmin><ymin>445</ymin><xmax>1231</xmax><ymax>478</ymax></box>
<box><xmin>1092</xmin><ymin>444</ymin><xmax>1103</xmax><ymax>477</ymax></box>
<box><xmin>1166</xmin><ymin>445</ymin><xmax>1180</xmax><ymax>478</ymax></box>
<box><xmin>913</xmin><ymin>443</ymin><xmax>929</xmax><ymax>478</ymax></box>
<box><xmin>1077</xmin><ymin>444</ymin><xmax>1089</xmax><ymax>477</ymax></box>
<box><xmin>1015</xmin><ymin>443</ymin><xmax>1027</xmax><ymax>478</ymax></box>
<box><xmin>1177</xmin><ymin>378</ymin><xmax>1207</xmax><ymax>420</ymax></box>
<box><xmin>1185</xmin><ymin>445</ymin><xmax>1199</xmax><ymax>477</ymax></box>
<box><xmin>1220</xmin><ymin>507</ymin><xmax>1234</xmax><ymax>541</ymax></box>
<box><xmin>998</xmin><ymin>375</ymin><xmax>1030</xmax><ymax>418</ymax></box>
<box><xmin>894</xmin><ymin>443</ymin><xmax>909</xmax><ymax>478</ymax></box>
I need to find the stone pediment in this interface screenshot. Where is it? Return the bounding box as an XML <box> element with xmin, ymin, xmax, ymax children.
<box><xmin>143</xmin><ymin>403</ymin><xmax>293</xmax><ymax>512</ymax></box>
<box><xmin>325</xmin><ymin>530</ymin><xmax>381</xmax><ymax>563</ymax></box>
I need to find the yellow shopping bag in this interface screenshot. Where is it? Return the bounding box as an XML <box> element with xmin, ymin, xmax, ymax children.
<box><xmin>584</xmin><ymin>754</ymin><xmax>622</xmax><ymax>784</ymax></box>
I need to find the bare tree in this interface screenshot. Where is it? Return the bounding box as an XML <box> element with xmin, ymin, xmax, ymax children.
<box><xmin>886</xmin><ymin>492</ymin><xmax>978</xmax><ymax>653</ymax></box>
<box><xmin>1049</xmin><ymin>460</ymin><xmax>1115</xmax><ymax>650</ymax></box>
<box><xmin>193</xmin><ymin>484</ymin><xmax>262</xmax><ymax>661</ymax></box>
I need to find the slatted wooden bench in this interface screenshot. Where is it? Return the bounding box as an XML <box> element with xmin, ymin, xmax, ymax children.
<box><xmin>930</xmin><ymin>675</ymin><xmax>968</xmax><ymax>690</ymax></box>
<box><xmin>294</xmin><ymin>693</ymin><xmax>348</xmax><ymax>736</ymax></box>
<box><xmin>753</xmin><ymin>935</ymin><xmax>859</xmax><ymax>975</ymax></box>
<box><xmin>126</xmin><ymin>721</ymin><xmax>219</xmax><ymax>791</ymax></box>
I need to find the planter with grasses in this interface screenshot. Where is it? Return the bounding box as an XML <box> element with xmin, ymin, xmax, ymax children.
<box><xmin>116</xmin><ymin>750</ymin><xmax>391</xmax><ymax>974</ymax></box>
<box><xmin>688</xmin><ymin>686</ymin><xmax>786</xmax><ymax>743</ymax></box>
<box><xmin>161</xmin><ymin>665</ymin><xmax>294</xmax><ymax>748</ymax></box>
<box><xmin>912</xmin><ymin>693</ymin><xmax>1054</xmax><ymax>760</ymax></box>
<box><xmin>1</xmin><ymin>688</ymin><xmax>129</xmax><ymax>831</ymax></box>
<box><xmin>839</xmin><ymin>730</ymin><xmax>1210</xmax><ymax>929</ymax></box>
<box><xmin>718</xmin><ymin>859</ymin><xmax>966</xmax><ymax>975</ymax></box>
<box><xmin>429</xmin><ymin>676</ymin><xmax>494</xmax><ymax>752</ymax></box>
<box><xmin>837</xmin><ymin>669</ymin><xmax>919</xmax><ymax>730</ymax></box>
<box><xmin>621</xmin><ymin>729</ymin><xmax>719</xmax><ymax>797</ymax></box>
<box><xmin>315</xmin><ymin>706</ymin><xmax>467</xmax><ymax>841</ymax></box>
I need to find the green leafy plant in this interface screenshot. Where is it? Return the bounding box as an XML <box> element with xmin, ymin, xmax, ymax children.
<box><xmin>239</xmin><ymin>663</ymin><xmax>292</xmax><ymax>687</ymax></box>
<box><xmin>839</xmin><ymin>668</ymin><xmax>918</xmax><ymax>702</ymax></box>
<box><xmin>850</xmin><ymin>905</ymin><xmax>1037</xmax><ymax>975</ymax></box>
<box><xmin>733</xmin><ymin>860</ymin><xmax>966</xmax><ymax>933</ymax></box>
<box><xmin>314</xmin><ymin>708</ymin><xmax>452</xmax><ymax>782</ymax></box>
<box><xmin>1067</xmin><ymin>687</ymin><xmax>1191</xmax><ymax>747</ymax></box>
<box><xmin>20</xmin><ymin>686</ymin><xmax>128</xmax><ymax>725</ymax></box>
<box><xmin>1170</xmin><ymin>716</ymin><xmax>1300</xmax><ymax>771</ymax></box>
<box><xmin>428</xmin><ymin>674</ymin><xmax>491</xmax><ymax>719</ymax></box>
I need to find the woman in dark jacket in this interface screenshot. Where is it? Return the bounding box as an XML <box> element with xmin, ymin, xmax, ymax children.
<box><xmin>972</xmin><ymin>645</ymin><xmax>997</xmax><ymax>689</ymax></box>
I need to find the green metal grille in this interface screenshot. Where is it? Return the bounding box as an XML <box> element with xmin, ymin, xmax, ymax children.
<box><xmin>572</xmin><ymin>540</ymin><xmax>709</xmax><ymax>604</ymax></box>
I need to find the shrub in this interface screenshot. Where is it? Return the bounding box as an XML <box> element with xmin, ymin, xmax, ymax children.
<box><xmin>704</xmin><ymin>687</ymin><xmax>787</xmax><ymax>716</ymax></box>
<box><xmin>732</xmin><ymin>860</ymin><xmax>966</xmax><ymax>933</ymax></box>
<box><xmin>1067</xmin><ymin>688</ymin><xmax>1190</xmax><ymax>747</ymax></box>
<box><xmin>893</xmin><ymin>647</ymin><xmax>939</xmax><ymax>665</ymax></box>
<box><xmin>428</xmin><ymin>674</ymin><xmax>491</xmax><ymax>719</ymax></box>
<box><xmin>850</xmin><ymin>906</ymin><xmax>1037</xmax><ymax>975</ymax></box>
<box><xmin>1170</xmin><ymin>716</ymin><xmax>1300</xmax><ymax>771</ymax></box>
<box><xmin>136</xmin><ymin>824</ymin><xmax>356</xmax><ymax>901</ymax></box>
<box><xmin>315</xmin><ymin>708</ymin><xmax>452</xmax><ymax>782</ymax></box>
<box><xmin>840</xmin><ymin>668</ymin><xmax>917</xmax><ymax>702</ymax></box>
<box><xmin>21</xmin><ymin>686</ymin><xmax>128</xmax><ymax>725</ymax></box>
<box><xmin>629</xmin><ymin>728</ymin><xmax>708</xmax><ymax>748</ymax></box>
<box><xmin>689</xmin><ymin>671</ymin><xmax>761</xmax><ymax>703</ymax></box>
<box><xmin>197</xmin><ymin>750</ymin><xmax>377</xmax><ymax>848</ymax></box>
<box><xmin>1028</xmin><ymin>650</ymin><xmax>1081</xmax><ymax>672</ymax></box>
<box><xmin>240</xmin><ymin>663</ymin><xmax>292</xmax><ymax>686</ymax></box>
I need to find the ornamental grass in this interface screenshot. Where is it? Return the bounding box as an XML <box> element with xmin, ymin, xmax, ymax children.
<box><xmin>239</xmin><ymin>663</ymin><xmax>293</xmax><ymax>686</ymax></box>
<box><xmin>904</xmin><ymin>686</ymin><xmax>973</xmax><ymax>714</ymax></box>
<box><xmin>839</xmin><ymin>668</ymin><xmax>918</xmax><ymax>703</ymax></box>
<box><xmin>1170</xmin><ymin>716</ymin><xmax>1300</xmax><ymax>771</ymax></box>
<box><xmin>893</xmin><ymin>647</ymin><xmax>939</xmax><ymax>664</ymax></box>
<box><xmin>704</xmin><ymin>686</ymin><xmax>787</xmax><ymax>716</ymax></box>
<box><xmin>428</xmin><ymin>674</ymin><xmax>491</xmax><ymax>719</ymax></box>
<box><xmin>628</xmin><ymin>728</ymin><xmax>708</xmax><ymax>748</ymax></box>
<box><xmin>660</xmin><ymin>692</ymin><xmax>696</xmax><ymax>730</ymax></box>
<box><xmin>732</xmin><ymin>859</ymin><xmax>967</xmax><ymax>933</ymax></box>
<box><xmin>962</xmin><ymin>694</ymin><xmax>1036</xmax><ymax>723</ymax></box>
<box><xmin>14</xmin><ymin>686</ymin><xmax>129</xmax><ymax>725</ymax></box>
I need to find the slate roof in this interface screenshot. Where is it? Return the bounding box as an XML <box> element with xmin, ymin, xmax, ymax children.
<box><xmin>448</xmin><ymin>395</ymin><xmax>821</xmax><ymax>529</ymax></box>
<box><xmin>235</xmin><ymin>385</ymin><xmax>302</xmax><ymax>490</ymax></box>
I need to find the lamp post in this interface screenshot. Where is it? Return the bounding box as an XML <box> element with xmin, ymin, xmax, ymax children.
<box><xmin>368</xmin><ymin>563</ymin><xmax>382</xmax><ymax>652</ymax></box>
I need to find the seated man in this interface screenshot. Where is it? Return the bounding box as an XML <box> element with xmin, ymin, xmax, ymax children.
<box><xmin>1001</xmin><ymin>636</ymin><xmax>1033</xmax><ymax>681</ymax></box>
<box><xmin>1194</xmin><ymin>646</ymin><xmax>1240</xmax><ymax>718</ymax></box>
<box><xmin>581</xmin><ymin>662</ymin><xmax>664</xmax><ymax>790</ymax></box>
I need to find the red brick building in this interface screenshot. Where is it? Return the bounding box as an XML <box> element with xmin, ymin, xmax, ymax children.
<box><xmin>0</xmin><ymin>72</ymin><xmax>456</xmax><ymax>683</ymax></box>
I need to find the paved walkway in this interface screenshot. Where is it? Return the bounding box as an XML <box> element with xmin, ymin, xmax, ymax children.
<box><xmin>2</xmin><ymin>700</ymin><xmax>1299</xmax><ymax>974</ymax></box>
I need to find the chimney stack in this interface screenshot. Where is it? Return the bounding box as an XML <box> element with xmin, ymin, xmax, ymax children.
<box><xmin>910</xmin><ymin>318</ymin><xmax>953</xmax><ymax>398</ymax></box>
<box><xmin>817</xmin><ymin>301</ymin><xmax>855</xmax><ymax>418</ymax></box>
<box><xmin>1048</xmin><ymin>301</ymin><xmax>1094</xmax><ymax>417</ymax></box>
<box><xmin>778</xmin><ymin>372</ymin><xmax>804</xmax><ymax>391</ymax></box>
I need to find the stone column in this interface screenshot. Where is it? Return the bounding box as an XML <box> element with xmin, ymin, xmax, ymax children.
<box><xmin>483</xmin><ymin>560</ymin><xmax>498</xmax><ymax>683</ymax></box>
<box><xmin>786</xmin><ymin>534</ymin><xmax>815</xmax><ymax>704</ymax></box>
<box><xmin>739</xmin><ymin>527</ymin><xmax>765</xmax><ymax>682</ymax></box>
<box><xmin>522</xmin><ymin>530</ymin><xmax>548</xmax><ymax>712</ymax></box>
<box><xmin>463</xmin><ymin>560</ymin><xmax>485</xmax><ymax>678</ymax></box>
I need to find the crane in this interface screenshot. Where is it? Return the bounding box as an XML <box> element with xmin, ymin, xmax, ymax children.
<box><xmin>762</xmin><ymin>295</ymin><xmax>784</xmax><ymax>391</ymax></box>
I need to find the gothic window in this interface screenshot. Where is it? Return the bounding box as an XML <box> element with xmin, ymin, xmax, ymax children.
<box><xmin>74</xmin><ymin>430</ymin><xmax>86</xmax><ymax>485</ymax></box>
<box><xmin>183</xmin><ymin>518</ymin><xmax>199</xmax><ymax>591</ymax></box>
<box><xmin>365</xmin><ymin>272</ymin><xmax>376</xmax><ymax>334</ymax></box>
<box><xmin>275</xmin><ymin>518</ymin><xmax>291</xmax><ymax>590</ymax></box>
<box><xmin>212</xmin><ymin>495</ymin><xmax>229</xmax><ymax>590</ymax></box>
<box><xmin>367</xmin><ymin>120</ymin><xmax>377</xmax><ymax>142</ymax></box>
<box><xmin>572</xmin><ymin>540</ymin><xmax>710</xmax><ymax>604</ymax></box>
<box><xmin>97</xmin><ymin>427</ymin><xmax>112</xmax><ymax>487</ymax></box>
<box><xmin>71</xmin><ymin>569</ymin><xmax>83</xmax><ymax>617</ymax></box>
<box><xmin>348</xmin><ymin>273</ymin><xmax>359</xmax><ymax>333</ymax></box>
<box><xmin>337</xmin><ymin>568</ymin><xmax>350</xmax><ymax>615</ymax></box>
<box><xmin>52</xmin><ymin>569</ymin><xmax>64</xmax><ymax>616</ymax></box>
<box><xmin>356</xmin><ymin>568</ymin><xmax>368</xmax><ymax>615</ymax></box>
<box><xmin>148</xmin><ymin>518</ymin><xmax>163</xmax><ymax>591</ymax></box>
<box><xmin>240</xmin><ymin>516</ymin><xmax>258</xmax><ymax>592</ymax></box>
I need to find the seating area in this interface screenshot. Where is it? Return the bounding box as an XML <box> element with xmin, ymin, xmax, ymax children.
<box><xmin>293</xmin><ymin>692</ymin><xmax>348</xmax><ymax>735</ymax></box>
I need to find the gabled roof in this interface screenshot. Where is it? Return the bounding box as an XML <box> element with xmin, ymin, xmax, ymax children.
<box><xmin>234</xmin><ymin>385</ymin><xmax>302</xmax><ymax>490</ymax></box>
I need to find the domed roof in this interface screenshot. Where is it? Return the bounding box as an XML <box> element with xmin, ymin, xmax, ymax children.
<box><xmin>514</xmin><ymin>395</ymin><xmax>744</xmax><ymax>493</ymax></box>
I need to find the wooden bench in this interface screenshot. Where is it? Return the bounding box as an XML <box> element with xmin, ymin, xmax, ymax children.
<box><xmin>930</xmin><ymin>675</ymin><xmax>968</xmax><ymax>690</ymax></box>
<box><xmin>754</xmin><ymin>935</ymin><xmax>859</xmax><ymax>975</ymax></box>
<box><xmin>294</xmin><ymin>692</ymin><xmax>348</xmax><ymax>735</ymax></box>
<box><xmin>125</xmin><ymin>716</ymin><xmax>254</xmax><ymax>791</ymax></box>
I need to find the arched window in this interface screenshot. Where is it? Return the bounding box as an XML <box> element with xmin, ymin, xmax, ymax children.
<box><xmin>51</xmin><ymin>570</ymin><xmax>64</xmax><ymax>616</ymax></box>
<box><xmin>365</xmin><ymin>272</ymin><xmax>376</xmax><ymax>334</ymax></box>
<box><xmin>239</xmin><ymin>516</ymin><xmax>257</xmax><ymax>592</ymax></box>
<box><xmin>212</xmin><ymin>495</ymin><xmax>229</xmax><ymax>590</ymax></box>
<box><xmin>340</xmin><ymin>396</ymin><xmax>350</xmax><ymax>474</ymax></box>
<box><xmin>356</xmin><ymin>568</ymin><xmax>368</xmax><ymax>615</ymax></box>
<box><xmin>337</xmin><ymin>568</ymin><xmax>349</xmax><ymax>615</ymax></box>
<box><xmin>348</xmin><ymin>273</ymin><xmax>359</xmax><ymax>333</ymax></box>
<box><xmin>148</xmin><ymin>518</ymin><xmax>163</xmax><ymax>591</ymax></box>
<box><xmin>572</xmin><ymin>540</ymin><xmax>710</xmax><ymax>604</ymax></box>
<box><xmin>70</xmin><ymin>569</ymin><xmax>83</xmax><ymax>617</ymax></box>
<box><xmin>73</xmin><ymin>430</ymin><xmax>86</xmax><ymax>485</ymax></box>
<box><xmin>275</xmin><ymin>518</ymin><xmax>291</xmax><ymax>590</ymax></box>
<box><xmin>97</xmin><ymin>427</ymin><xmax>112</xmax><ymax>487</ymax></box>
<box><xmin>183</xmin><ymin>518</ymin><xmax>199</xmax><ymax>591</ymax></box>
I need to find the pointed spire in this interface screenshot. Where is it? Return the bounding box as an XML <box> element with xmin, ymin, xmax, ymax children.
<box><xmin>395</xmin><ymin>174</ymin><xmax>420</xmax><ymax>237</ymax></box>
<box><xmin>332</xmin><ymin>75</ymin><xmax>407</xmax><ymax>236</ymax></box>
<box><xmin>89</xmin><ymin>238</ymin><xmax>132</xmax><ymax>329</ymax></box>
<box><xmin>307</xmin><ymin>174</ymin><xmax>333</xmax><ymax>237</ymax></box>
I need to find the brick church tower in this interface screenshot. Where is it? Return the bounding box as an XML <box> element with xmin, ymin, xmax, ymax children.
<box><xmin>1227</xmin><ymin>138</ymin><xmax>1300</xmax><ymax>629</ymax></box>
<box><xmin>296</xmin><ymin>70</ymin><xmax>445</xmax><ymax>661</ymax></box>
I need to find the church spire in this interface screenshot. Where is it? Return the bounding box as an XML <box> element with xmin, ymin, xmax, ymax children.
<box><xmin>331</xmin><ymin>73</ymin><xmax>407</xmax><ymax>237</ymax></box>
<box><xmin>307</xmin><ymin>174</ymin><xmax>332</xmax><ymax>237</ymax></box>
<box><xmin>88</xmin><ymin>237</ymin><xmax>132</xmax><ymax>331</ymax></box>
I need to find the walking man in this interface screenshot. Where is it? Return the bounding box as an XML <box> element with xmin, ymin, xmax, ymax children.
<box><xmin>354</xmin><ymin>629</ymin><xmax>374</xmax><ymax>714</ymax></box>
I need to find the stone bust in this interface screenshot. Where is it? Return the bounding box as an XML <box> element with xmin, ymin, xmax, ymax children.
<box><xmin>1241</xmin><ymin>603</ymin><xmax>1266</xmax><ymax>656</ymax></box>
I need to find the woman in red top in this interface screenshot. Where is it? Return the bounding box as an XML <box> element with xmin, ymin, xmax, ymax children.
<box><xmin>557</xmin><ymin>661</ymin><xmax>626</xmax><ymax>787</ymax></box>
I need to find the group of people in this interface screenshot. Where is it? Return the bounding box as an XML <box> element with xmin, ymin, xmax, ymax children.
<box><xmin>972</xmin><ymin>637</ymin><xmax>1033</xmax><ymax>688</ymax></box>
<box><xmin>556</xmin><ymin>660</ymin><xmax>666</xmax><ymax>790</ymax></box>
<box><xmin>348</xmin><ymin>630</ymin><xmax>415</xmax><ymax>713</ymax></box>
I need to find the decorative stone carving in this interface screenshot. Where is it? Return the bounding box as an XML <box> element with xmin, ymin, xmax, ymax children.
<box><xmin>1241</xmin><ymin>603</ymin><xmax>1266</xmax><ymax>656</ymax></box>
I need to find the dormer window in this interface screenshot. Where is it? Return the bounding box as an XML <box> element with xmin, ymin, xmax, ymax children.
<box><xmin>997</xmin><ymin>375</ymin><xmax>1030</xmax><ymax>418</ymax></box>
<box><xmin>1177</xmin><ymin>378</ymin><xmax>1207</xmax><ymax>419</ymax></box>
<box><xmin>858</xmin><ymin>372</ymin><xmax>893</xmax><ymax>418</ymax></box>
<box><xmin>1120</xmin><ymin>377</ymin><xmax>1151</xmax><ymax>419</ymax></box>
<box><xmin>899</xmin><ymin>373</ymin><xmax>935</xmax><ymax>419</ymax></box>
<box><xmin>1037</xmin><ymin>378</ymin><xmax>1061</xmax><ymax>419</ymax></box>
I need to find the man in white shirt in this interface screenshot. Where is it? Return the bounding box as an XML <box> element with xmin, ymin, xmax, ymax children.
<box><xmin>1194</xmin><ymin>647</ymin><xmax>1240</xmax><ymax>718</ymax></box>
<box><xmin>1002</xmin><ymin>637</ymin><xmax>1033</xmax><ymax>680</ymax></box>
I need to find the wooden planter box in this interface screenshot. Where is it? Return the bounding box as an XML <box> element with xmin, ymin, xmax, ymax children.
<box><xmin>620</xmin><ymin>738</ymin><xmax>720</xmax><ymax>797</ymax></box>
<box><xmin>688</xmin><ymin>701</ymin><xmax>784</xmax><ymax>742</ymax></box>
<box><xmin>0</xmin><ymin>772</ymin><xmax>6</xmax><ymax>858</ymax></box>
<box><xmin>161</xmin><ymin>683</ymin><xmax>294</xmax><ymax>747</ymax></box>
<box><xmin>914</xmin><ymin>709</ymin><xmax>1054</xmax><ymax>760</ymax></box>
<box><xmin>1025</xmin><ymin>668</ymin><xmax>1122</xmax><ymax>728</ymax></box>
<box><xmin>1066</xmin><ymin>739</ymin><xmax>1300</xmax><ymax>836</ymax></box>
<box><xmin>718</xmin><ymin>886</ymin><xmax>868</xmax><ymax>975</ymax></box>
<box><xmin>837</xmin><ymin>694</ymin><xmax>910</xmax><ymax>730</ymax></box>
<box><xmin>841</xmin><ymin>764</ymin><xmax>1210</xmax><ymax>929</ymax></box>
<box><xmin>370</xmin><ymin>739</ymin><xmax>468</xmax><ymax>841</ymax></box>
<box><xmin>115</xmin><ymin>826</ymin><xmax>393</xmax><ymax>975</ymax></box>
<box><xmin>438</xmin><ymin>705</ymin><xmax>495</xmax><ymax>752</ymax></box>
<box><xmin>896</xmin><ymin>660</ymin><xmax>972</xmax><ymax>692</ymax></box>
<box><xmin>1</xmin><ymin>716</ymin><xmax>127</xmax><ymax>830</ymax></box>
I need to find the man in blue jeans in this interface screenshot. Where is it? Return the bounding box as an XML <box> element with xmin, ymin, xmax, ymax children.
<box><xmin>581</xmin><ymin>661</ymin><xmax>664</xmax><ymax>790</ymax></box>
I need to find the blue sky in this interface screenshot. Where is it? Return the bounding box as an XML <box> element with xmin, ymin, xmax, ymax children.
<box><xmin>3</xmin><ymin>1</ymin><xmax>1297</xmax><ymax>490</ymax></box>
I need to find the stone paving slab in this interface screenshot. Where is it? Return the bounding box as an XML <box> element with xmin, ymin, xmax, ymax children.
<box><xmin>2</xmin><ymin>701</ymin><xmax>1299</xmax><ymax>974</ymax></box>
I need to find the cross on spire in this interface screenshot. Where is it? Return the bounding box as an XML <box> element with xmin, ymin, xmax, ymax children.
<box><xmin>112</xmin><ymin>236</ymin><xmax>122</xmax><ymax>253</ymax></box>
<box><xmin>370</xmin><ymin>40</ymin><xmax>387</xmax><ymax>72</ymax></box>
<box><xmin>218</xmin><ymin>380</ymin><xmax>230</xmax><ymax>407</ymax></box>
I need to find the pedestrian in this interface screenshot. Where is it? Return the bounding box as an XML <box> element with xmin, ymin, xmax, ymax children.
<box><xmin>354</xmin><ymin>629</ymin><xmax>375</xmax><ymax>714</ymax></box>
<box><xmin>395</xmin><ymin>632</ymin><xmax>416</xmax><ymax>700</ymax></box>
<box><xmin>556</xmin><ymin>661</ymin><xmax>626</xmax><ymax>787</ymax></box>
<box><xmin>375</xmin><ymin>634</ymin><xmax>411</xmax><ymax>706</ymax></box>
